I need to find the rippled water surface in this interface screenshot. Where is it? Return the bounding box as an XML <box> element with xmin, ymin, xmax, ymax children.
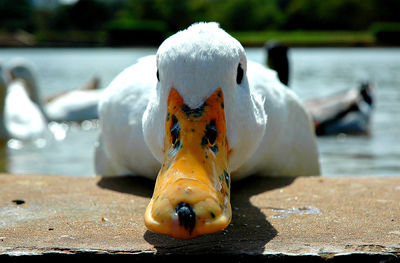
<box><xmin>0</xmin><ymin>47</ymin><xmax>399</xmax><ymax>177</ymax></box>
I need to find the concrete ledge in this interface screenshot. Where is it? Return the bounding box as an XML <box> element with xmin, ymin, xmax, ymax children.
<box><xmin>0</xmin><ymin>174</ymin><xmax>399</xmax><ymax>262</ymax></box>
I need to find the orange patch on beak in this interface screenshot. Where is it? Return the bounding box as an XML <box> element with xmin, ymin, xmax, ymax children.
<box><xmin>144</xmin><ymin>88</ymin><xmax>231</xmax><ymax>239</ymax></box>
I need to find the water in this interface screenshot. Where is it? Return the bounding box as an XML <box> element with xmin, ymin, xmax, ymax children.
<box><xmin>0</xmin><ymin>47</ymin><xmax>399</xmax><ymax>177</ymax></box>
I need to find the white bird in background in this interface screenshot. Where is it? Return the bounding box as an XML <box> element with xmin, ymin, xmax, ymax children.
<box><xmin>45</xmin><ymin>77</ymin><xmax>102</xmax><ymax>123</ymax></box>
<box><xmin>7</xmin><ymin>59</ymin><xmax>102</xmax><ymax>123</ymax></box>
<box><xmin>95</xmin><ymin>23</ymin><xmax>320</xmax><ymax>239</ymax></box>
<box><xmin>0</xmin><ymin>59</ymin><xmax>102</xmax><ymax>144</ymax></box>
<box><xmin>0</xmin><ymin>63</ymin><xmax>48</xmax><ymax>141</ymax></box>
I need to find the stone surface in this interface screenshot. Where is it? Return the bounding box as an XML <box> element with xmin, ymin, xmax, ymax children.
<box><xmin>0</xmin><ymin>174</ymin><xmax>399</xmax><ymax>261</ymax></box>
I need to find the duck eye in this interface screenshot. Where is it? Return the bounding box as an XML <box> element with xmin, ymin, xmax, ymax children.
<box><xmin>156</xmin><ymin>70</ymin><xmax>160</xmax><ymax>82</ymax></box>
<box><xmin>236</xmin><ymin>63</ymin><xmax>243</xmax><ymax>84</ymax></box>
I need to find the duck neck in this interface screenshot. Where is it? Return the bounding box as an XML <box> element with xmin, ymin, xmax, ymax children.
<box><xmin>24</xmin><ymin>76</ymin><xmax>49</xmax><ymax>121</ymax></box>
<box><xmin>265</xmin><ymin>42</ymin><xmax>289</xmax><ymax>86</ymax></box>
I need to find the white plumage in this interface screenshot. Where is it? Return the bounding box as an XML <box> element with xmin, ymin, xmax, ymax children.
<box><xmin>0</xmin><ymin>64</ymin><xmax>48</xmax><ymax>141</ymax></box>
<box><xmin>96</xmin><ymin>22</ymin><xmax>320</xmax><ymax>179</ymax></box>
<box><xmin>4</xmin><ymin>79</ymin><xmax>49</xmax><ymax>141</ymax></box>
<box><xmin>46</xmin><ymin>89</ymin><xmax>102</xmax><ymax>122</ymax></box>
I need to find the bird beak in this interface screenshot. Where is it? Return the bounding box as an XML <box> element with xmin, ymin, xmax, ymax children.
<box><xmin>144</xmin><ymin>87</ymin><xmax>232</xmax><ymax>239</ymax></box>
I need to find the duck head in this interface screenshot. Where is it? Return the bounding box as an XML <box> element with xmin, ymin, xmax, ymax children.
<box><xmin>143</xmin><ymin>23</ymin><xmax>267</xmax><ymax>239</ymax></box>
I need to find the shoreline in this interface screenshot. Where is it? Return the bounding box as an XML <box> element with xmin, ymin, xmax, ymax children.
<box><xmin>1</xmin><ymin>30</ymin><xmax>398</xmax><ymax>48</ymax></box>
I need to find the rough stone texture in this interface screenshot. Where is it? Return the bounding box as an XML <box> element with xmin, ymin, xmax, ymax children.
<box><xmin>0</xmin><ymin>174</ymin><xmax>399</xmax><ymax>261</ymax></box>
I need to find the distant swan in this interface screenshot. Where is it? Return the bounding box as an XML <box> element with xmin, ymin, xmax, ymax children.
<box><xmin>7</xmin><ymin>59</ymin><xmax>102</xmax><ymax>123</ymax></box>
<box><xmin>0</xmin><ymin>64</ymin><xmax>48</xmax><ymax>141</ymax></box>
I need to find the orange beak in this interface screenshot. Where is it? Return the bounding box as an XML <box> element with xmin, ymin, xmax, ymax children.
<box><xmin>144</xmin><ymin>88</ymin><xmax>231</xmax><ymax>239</ymax></box>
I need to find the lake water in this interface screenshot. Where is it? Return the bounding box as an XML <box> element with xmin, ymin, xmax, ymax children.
<box><xmin>0</xmin><ymin>47</ymin><xmax>399</xmax><ymax>177</ymax></box>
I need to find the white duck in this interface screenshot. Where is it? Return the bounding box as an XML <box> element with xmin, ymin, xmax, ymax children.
<box><xmin>7</xmin><ymin>59</ymin><xmax>102</xmax><ymax>123</ymax></box>
<box><xmin>0</xmin><ymin>63</ymin><xmax>48</xmax><ymax>141</ymax></box>
<box><xmin>95</xmin><ymin>23</ymin><xmax>320</xmax><ymax>239</ymax></box>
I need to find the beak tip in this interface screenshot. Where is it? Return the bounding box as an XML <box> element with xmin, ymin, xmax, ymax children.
<box><xmin>144</xmin><ymin>197</ymin><xmax>232</xmax><ymax>239</ymax></box>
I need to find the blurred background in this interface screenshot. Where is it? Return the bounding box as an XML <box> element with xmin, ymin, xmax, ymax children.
<box><xmin>0</xmin><ymin>0</ymin><xmax>399</xmax><ymax>177</ymax></box>
<box><xmin>1</xmin><ymin>0</ymin><xmax>400</xmax><ymax>47</ymax></box>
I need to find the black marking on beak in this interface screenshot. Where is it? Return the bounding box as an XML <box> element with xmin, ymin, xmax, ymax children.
<box><xmin>201</xmin><ymin>119</ymin><xmax>217</xmax><ymax>147</ymax></box>
<box><xmin>181</xmin><ymin>103</ymin><xmax>206</xmax><ymax>119</ymax></box>
<box><xmin>175</xmin><ymin>202</ymin><xmax>196</xmax><ymax>234</ymax></box>
<box><xmin>170</xmin><ymin>114</ymin><xmax>180</xmax><ymax>148</ymax></box>
<box><xmin>205</xmin><ymin>120</ymin><xmax>217</xmax><ymax>144</ymax></box>
<box><xmin>210</xmin><ymin>145</ymin><xmax>219</xmax><ymax>153</ymax></box>
<box><xmin>224</xmin><ymin>170</ymin><xmax>230</xmax><ymax>189</ymax></box>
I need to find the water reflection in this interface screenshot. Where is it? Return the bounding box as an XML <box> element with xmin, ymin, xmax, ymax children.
<box><xmin>5</xmin><ymin>120</ymin><xmax>99</xmax><ymax>176</ymax></box>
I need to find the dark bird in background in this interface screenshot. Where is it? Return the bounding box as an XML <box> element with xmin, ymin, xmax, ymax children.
<box><xmin>265</xmin><ymin>41</ymin><xmax>374</xmax><ymax>136</ymax></box>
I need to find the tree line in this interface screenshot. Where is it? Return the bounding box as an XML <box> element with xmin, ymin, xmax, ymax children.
<box><xmin>1</xmin><ymin>0</ymin><xmax>399</xmax><ymax>33</ymax></box>
<box><xmin>1</xmin><ymin>0</ymin><xmax>399</xmax><ymax>46</ymax></box>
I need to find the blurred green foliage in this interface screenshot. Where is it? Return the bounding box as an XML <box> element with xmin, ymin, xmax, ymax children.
<box><xmin>231</xmin><ymin>30</ymin><xmax>375</xmax><ymax>46</ymax></box>
<box><xmin>0</xmin><ymin>0</ymin><xmax>399</xmax><ymax>45</ymax></box>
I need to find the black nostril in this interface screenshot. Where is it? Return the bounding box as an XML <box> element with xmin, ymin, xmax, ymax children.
<box><xmin>202</xmin><ymin>119</ymin><xmax>217</xmax><ymax>148</ymax></box>
<box><xmin>170</xmin><ymin>114</ymin><xmax>180</xmax><ymax>147</ymax></box>
<box><xmin>175</xmin><ymin>202</ymin><xmax>196</xmax><ymax>234</ymax></box>
<box><xmin>205</xmin><ymin>120</ymin><xmax>217</xmax><ymax>145</ymax></box>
